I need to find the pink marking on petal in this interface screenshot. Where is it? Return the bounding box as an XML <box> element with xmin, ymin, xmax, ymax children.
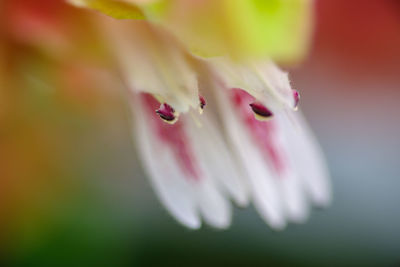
<box><xmin>293</xmin><ymin>90</ymin><xmax>300</xmax><ymax>110</ymax></box>
<box><xmin>199</xmin><ymin>95</ymin><xmax>206</xmax><ymax>110</ymax></box>
<box><xmin>230</xmin><ymin>89</ymin><xmax>288</xmax><ymax>175</ymax></box>
<box><xmin>141</xmin><ymin>93</ymin><xmax>201</xmax><ymax>181</ymax></box>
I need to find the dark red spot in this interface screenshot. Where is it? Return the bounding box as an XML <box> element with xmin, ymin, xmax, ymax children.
<box><xmin>249</xmin><ymin>101</ymin><xmax>273</xmax><ymax>118</ymax></box>
<box><xmin>199</xmin><ymin>95</ymin><xmax>206</xmax><ymax>110</ymax></box>
<box><xmin>141</xmin><ymin>93</ymin><xmax>201</xmax><ymax>181</ymax></box>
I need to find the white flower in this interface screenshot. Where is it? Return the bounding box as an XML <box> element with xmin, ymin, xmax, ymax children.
<box><xmin>97</xmin><ymin>17</ymin><xmax>331</xmax><ymax>230</ymax></box>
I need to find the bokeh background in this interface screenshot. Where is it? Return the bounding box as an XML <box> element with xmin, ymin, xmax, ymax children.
<box><xmin>1</xmin><ymin>0</ymin><xmax>400</xmax><ymax>266</ymax></box>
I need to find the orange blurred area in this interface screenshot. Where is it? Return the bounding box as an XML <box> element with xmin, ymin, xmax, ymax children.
<box><xmin>1</xmin><ymin>0</ymin><xmax>128</xmax><ymax>261</ymax></box>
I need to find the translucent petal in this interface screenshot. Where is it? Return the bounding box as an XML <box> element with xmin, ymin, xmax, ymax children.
<box><xmin>196</xmin><ymin>179</ymin><xmax>231</xmax><ymax>229</ymax></box>
<box><xmin>215</xmin><ymin>89</ymin><xmax>286</xmax><ymax>229</ymax></box>
<box><xmin>100</xmin><ymin>18</ymin><xmax>199</xmax><ymax>113</ymax></box>
<box><xmin>279</xmin><ymin>171</ymin><xmax>309</xmax><ymax>223</ymax></box>
<box><xmin>133</xmin><ymin>95</ymin><xmax>200</xmax><ymax>229</ymax></box>
<box><xmin>133</xmin><ymin>93</ymin><xmax>238</xmax><ymax>229</ymax></box>
<box><xmin>208</xmin><ymin>57</ymin><xmax>295</xmax><ymax>113</ymax></box>
<box><xmin>186</xmin><ymin>112</ymin><xmax>250</xmax><ymax>208</ymax></box>
<box><xmin>279</xmin><ymin>112</ymin><xmax>332</xmax><ymax>207</ymax></box>
<box><xmin>265</xmin><ymin>113</ymin><xmax>310</xmax><ymax>223</ymax></box>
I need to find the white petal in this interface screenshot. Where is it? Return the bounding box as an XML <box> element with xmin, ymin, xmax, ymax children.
<box><xmin>279</xmin><ymin>171</ymin><xmax>309</xmax><ymax>223</ymax></box>
<box><xmin>185</xmin><ymin>113</ymin><xmax>250</xmax><ymax>207</ymax></box>
<box><xmin>267</xmin><ymin>114</ymin><xmax>309</xmax><ymax>223</ymax></box>
<box><xmin>279</xmin><ymin>112</ymin><xmax>332</xmax><ymax>207</ymax></box>
<box><xmin>101</xmin><ymin>18</ymin><xmax>199</xmax><ymax>113</ymax></box>
<box><xmin>133</xmin><ymin>94</ymin><xmax>237</xmax><ymax>229</ymax></box>
<box><xmin>215</xmin><ymin>89</ymin><xmax>286</xmax><ymax>229</ymax></box>
<box><xmin>207</xmin><ymin>57</ymin><xmax>295</xmax><ymax>112</ymax></box>
<box><xmin>133</xmin><ymin>96</ymin><xmax>200</xmax><ymax>229</ymax></box>
<box><xmin>196</xmin><ymin>178</ymin><xmax>231</xmax><ymax>229</ymax></box>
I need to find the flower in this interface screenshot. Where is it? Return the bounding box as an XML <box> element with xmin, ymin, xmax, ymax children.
<box><xmin>3</xmin><ymin>0</ymin><xmax>331</xmax><ymax>230</ymax></box>
<box><xmin>88</xmin><ymin>4</ymin><xmax>331</xmax><ymax>229</ymax></box>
